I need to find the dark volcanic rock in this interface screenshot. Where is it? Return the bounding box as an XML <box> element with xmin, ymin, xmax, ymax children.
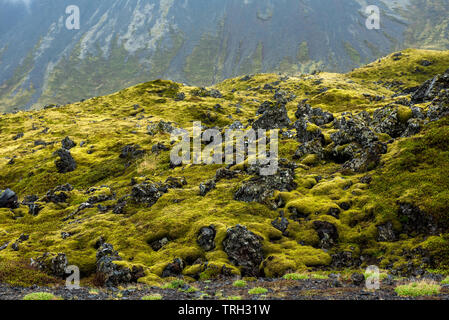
<box><xmin>271</xmin><ymin>215</ymin><xmax>289</xmax><ymax>235</ymax></box>
<box><xmin>41</xmin><ymin>184</ymin><xmax>73</xmax><ymax>203</ymax></box>
<box><xmin>164</xmin><ymin>176</ymin><xmax>187</xmax><ymax>189</ymax></box>
<box><xmin>234</xmin><ymin>168</ymin><xmax>296</xmax><ymax>204</ymax></box>
<box><xmin>398</xmin><ymin>202</ymin><xmax>438</xmax><ymax>236</ymax></box>
<box><xmin>150</xmin><ymin>237</ymin><xmax>169</xmax><ymax>251</ymax></box>
<box><xmin>295</xmin><ymin>102</ymin><xmax>334</xmax><ymax>126</ymax></box>
<box><xmin>197</xmin><ymin>226</ymin><xmax>216</xmax><ymax>252</ymax></box>
<box><xmin>120</xmin><ymin>144</ymin><xmax>144</xmax><ymax>159</ymax></box>
<box><xmin>131</xmin><ymin>182</ymin><xmax>163</xmax><ymax>207</ymax></box>
<box><xmin>215</xmin><ymin>168</ymin><xmax>237</xmax><ymax>181</ymax></box>
<box><xmin>31</xmin><ymin>253</ymin><xmax>68</xmax><ymax>278</ymax></box>
<box><xmin>199</xmin><ymin>180</ymin><xmax>216</xmax><ymax>196</ymax></box>
<box><xmin>222</xmin><ymin>225</ymin><xmax>264</xmax><ymax>277</ymax></box>
<box><xmin>313</xmin><ymin>221</ymin><xmax>338</xmax><ymax>249</ymax></box>
<box><xmin>0</xmin><ymin>189</ymin><xmax>19</xmax><ymax>209</ymax></box>
<box><xmin>294</xmin><ymin>118</ymin><xmax>325</xmax><ymax>144</ymax></box>
<box><xmin>411</xmin><ymin>69</ymin><xmax>449</xmax><ymax>103</ymax></box>
<box><xmin>54</xmin><ymin>148</ymin><xmax>77</xmax><ymax>173</ymax></box>
<box><xmin>162</xmin><ymin>258</ymin><xmax>185</xmax><ymax>278</ymax></box>
<box><xmin>61</xmin><ymin>136</ymin><xmax>76</xmax><ymax>149</ymax></box>
<box><xmin>351</xmin><ymin>273</ymin><xmax>365</xmax><ymax>286</ymax></box>
<box><xmin>342</xmin><ymin>141</ymin><xmax>387</xmax><ymax>173</ymax></box>
<box><xmin>96</xmin><ymin>243</ymin><xmax>143</xmax><ymax>286</ymax></box>
<box><xmin>331</xmin><ymin>251</ymin><xmax>361</xmax><ymax>269</ymax></box>
<box><xmin>252</xmin><ymin>104</ymin><xmax>291</xmax><ymax>130</ymax></box>
<box><xmin>376</xmin><ymin>221</ymin><xmax>397</xmax><ymax>242</ymax></box>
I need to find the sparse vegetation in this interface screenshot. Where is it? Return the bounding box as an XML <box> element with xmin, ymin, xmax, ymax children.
<box><xmin>395</xmin><ymin>281</ymin><xmax>441</xmax><ymax>297</ymax></box>
<box><xmin>23</xmin><ymin>292</ymin><xmax>60</xmax><ymax>301</ymax></box>
<box><xmin>248</xmin><ymin>287</ymin><xmax>269</xmax><ymax>295</ymax></box>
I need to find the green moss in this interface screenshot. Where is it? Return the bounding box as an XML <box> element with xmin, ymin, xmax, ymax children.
<box><xmin>23</xmin><ymin>292</ymin><xmax>60</xmax><ymax>300</ymax></box>
<box><xmin>248</xmin><ymin>287</ymin><xmax>268</xmax><ymax>295</ymax></box>
<box><xmin>232</xmin><ymin>280</ymin><xmax>247</xmax><ymax>288</ymax></box>
<box><xmin>283</xmin><ymin>273</ymin><xmax>309</xmax><ymax>280</ymax></box>
<box><xmin>395</xmin><ymin>281</ymin><xmax>441</xmax><ymax>297</ymax></box>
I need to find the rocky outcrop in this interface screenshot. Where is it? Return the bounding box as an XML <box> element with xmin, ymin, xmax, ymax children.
<box><xmin>162</xmin><ymin>258</ymin><xmax>185</xmax><ymax>278</ymax></box>
<box><xmin>96</xmin><ymin>243</ymin><xmax>144</xmax><ymax>286</ymax></box>
<box><xmin>398</xmin><ymin>202</ymin><xmax>439</xmax><ymax>236</ymax></box>
<box><xmin>411</xmin><ymin>69</ymin><xmax>449</xmax><ymax>103</ymax></box>
<box><xmin>0</xmin><ymin>189</ymin><xmax>19</xmax><ymax>209</ymax></box>
<box><xmin>313</xmin><ymin>221</ymin><xmax>338</xmax><ymax>249</ymax></box>
<box><xmin>222</xmin><ymin>225</ymin><xmax>264</xmax><ymax>277</ymax></box>
<box><xmin>197</xmin><ymin>226</ymin><xmax>216</xmax><ymax>252</ymax></box>
<box><xmin>119</xmin><ymin>145</ymin><xmax>144</xmax><ymax>159</ymax></box>
<box><xmin>376</xmin><ymin>222</ymin><xmax>398</xmax><ymax>242</ymax></box>
<box><xmin>199</xmin><ymin>180</ymin><xmax>216</xmax><ymax>196</ymax></box>
<box><xmin>54</xmin><ymin>148</ymin><xmax>77</xmax><ymax>173</ymax></box>
<box><xmin>131</xmin><ymin>182</ymin><xmax>164</xmax><ymax>207</ymax></box>
<box><xmin>295</xmin><ymin>102</ymin><xmax>334</xmax><ymax>126</ymax></box>
<box><xmin>234</xmin><ymin>167</ymin><xmax>296</xmax><ymax>204</ymax></box>
<box><xmin>30</xmin><ymin>253</ymin><xmax>68</xmax><ymax>278</ymax></box>
<box><xmin>252</xmin><ymin>103</ymin><xmax>291</xmax><ymax>130</ymax></box>
<box><xmin>61</xmin><ymin>136</ymin><xmax>76</xmax><ymax>150</ymax></box>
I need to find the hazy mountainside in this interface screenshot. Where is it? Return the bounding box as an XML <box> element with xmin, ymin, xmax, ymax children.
<box><xmin>0</xmin><ymin>49</ymin><xmax>448</xmax><ymax>288</ymax></box>
<box><xmin>0</xmin><ymin>0</ymin><xmax>448</xmax><ymax>112</ymax></box>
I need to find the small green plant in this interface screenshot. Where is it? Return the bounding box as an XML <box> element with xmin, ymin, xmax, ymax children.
<box><xmin>395</xmin><ymin>281</ymin><xmax>441</xmax><ymax>297</ymax></box>
<box><xmin>181</xmin><ymin>286</ymin><xmax>198</xmax><ymax>293</ymax></box>
<box><xmin>441</xmin><ymin>277</ymin><xmax>449</xmax><ymax>285</ymax></box>
<box><xmin>23</xmin><ymin>292</ymin><xmax>60</xmax><ymax>301</ymax></box>
<box><xmin>283</xmin><ymin>273</ymin><xmax>309</xmax><ymax>280</ymax></box>
<box><xmin>311</xmin><ymin>273</ymin><xmax>328</xmax><ymax>280</ymax></box>
<box><xmin>248</xmin><ymin>287</ymin><xmax>268</xmax><ymax>295</ymax></box>
<box><xmin>364</xmin><ymin>270</ymin><xmax>388</xmax><ymax>280</ymax></box>
<box><xmin>142</xmin><ymin>294</ymin><xmax>163</xmax><ymax>300</ymax></box>
<box><xmin>233</xmin><ymin>280</ymin><xmax>247</xmax><ymax>287</ymax></box>
<box><xmin>162</xmin><ymin>279</ymin><xmax>186</xmax><ymax>289</ymax></box>
<box><xmin>226</xmin><ymin>295</ymin><xmax>242</xmax><ymax>300</ymax></box>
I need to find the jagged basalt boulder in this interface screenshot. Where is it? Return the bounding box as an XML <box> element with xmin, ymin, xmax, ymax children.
<box><xmin>131</xmin><ymin>182</ymin><xmax>164</xmax><ymax>207</ymax></box>
<box><xmin>313</xmin><ymin>221</ymin><xmax>338</xmax><ymax>249</ymax></box>
<box><xmin>331</xmin><ymin>251</ymin><xmax>361</xmax><ymax>269</ymax></box>
<box><xmin>54</xmin><ymin>148</ymin><xmax>77</xmax><ymax>173</ymax></box>
<box><xmin>294</xmin><ymin>139</ymin><xmax>324</xmax><ymax>160</ymax></box>
<box><xmin>197</xmin><ymin>226</ymin><xmax>216</xmax><ymax>252</ymax></box>
<box><xmin>252</xmin><ymin>104</ymin><xmax>291</xmax><ymax>130</ymax></box>
<box><xmin>0</xmin><ymin>189</ymin><xmax>19</xmax><ymax>209</ymax></box>
<box><xmin>162</xmin><ymin>258</ymin><xmax>185</xmax><ymax>278</ymax></box>
<box><xmin>294</xmin><ymin>118</ymin><xmax>325</xmax><ymax>144</ymax></box>
<box><xmin>215</xmin><ymin>168</ymin><xmax>237</xmax><ymax>181</ymax></box>
<box><xmin>371</xmin><ymin>105</ymin><xmax>419</xmax><ymax>138</ymax></box>
<box><xmin>398</xmin><ymin>202</ymin><xmax>438</xmax><ymax>236</ymax></box>
<box><xmin>271</xmin><ymin>214</ymin><xmax>289</xmax><ymax>235</ymax></box>
<box><xmin>120</xmin><ymin>144</ymin><xmax>144</xmax><ymax>159</ymax></box>
<box><xmin>342</xmin><ymin>141</ymin><xmax>387</xmax><ymax>172</ymax></box>
<box><xmin>61</xmin><ymin>136</ymin><xmax>76</xmax><ymax>149</ymax></box>
<box><xmin>222</xmin><ymin>225</ymin><xmax>264</xmax><ymax>277</ymax></box>
<box><xmin>295</xmin><ymin>102</ymin><xmax>334</xmax><ymax>126</ymax></box>
<box><xmin>150</xmin><ymin>237</ymin><xmax>169</xmax><ymax>251</ymax></box>
<box><xmin>164</xmin><ymin>176</ymin><xmax>187</xmax><ymax>189</ymax></box>
<box><xmin>234</xmin><ymin>168</ymin><xmax>296</xmax><ymax>204</ymax></box>
<box><xmin>376</xmin><ymin>222</ymin><xmax>398</xmax><ymax>242</ymax></box>
<box><xmin>96</xmin><ymin>243</ymin><xmax>144</xmax><ymax>286</ymax></box>
<box><xmin>411</xmin><ymin>69</ymin><xmax>449</xmax><ymax>103</ymax></box>
<box><xmin>31</xmin><ymin>253</ymin><xmax>68</xmax><ymax>278</ymax></box>
<box><xmin>199</xmin><ymin>180</ymin><xmax>216</xmax><ymax>196</ymax></box>
<box><xmin>41</xmin><ymin>184</ymin><xmax>73</xmax><ymax>203</ymax></box>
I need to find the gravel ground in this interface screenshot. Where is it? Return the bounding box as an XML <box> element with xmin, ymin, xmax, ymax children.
<box><xmin>1</xmin><ymin>277</ymin><xmax>449</xmax><ymax>300</ymax></box>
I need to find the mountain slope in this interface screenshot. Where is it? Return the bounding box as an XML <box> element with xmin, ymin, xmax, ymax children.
<box><xmin>1</xmin><ymin>0</ymin><xmax>448</xmax><ymax>112</ymax></box>
<box><xmin>0</xmin><ymin>49</ymin><xmax>448</xmax><ymax>287</ymax></box>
